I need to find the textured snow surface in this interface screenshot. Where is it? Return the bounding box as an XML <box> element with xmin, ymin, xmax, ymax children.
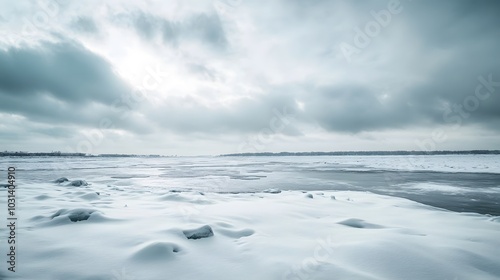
<box><xmin>2</xmin><ymin>180</ymin><xmax>499</xmax><ymax>280</ymax></box>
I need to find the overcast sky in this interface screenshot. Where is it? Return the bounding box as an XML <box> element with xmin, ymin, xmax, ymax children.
<box><xmin>0</xmin><ymin>0</ymin><xmax>499</xmax><ymax>155</ymax></box>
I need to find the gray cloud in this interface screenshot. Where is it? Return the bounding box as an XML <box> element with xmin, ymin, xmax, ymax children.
<box><xmin>0</xmin><ymin>41</ymin><xmax>127</xmax><ymax>104</ymax></box>
<box><xmin>70</xmin><ymin>16</ymin><xmax>99</xmax><ymax>34</ymax></box>
<box><xmin>112</xmin><ymin>11</ymin><xmax>227</xmax><ymax>51</ymax></box>
<box><xmin>1</xmin><ymin>0</ymin><xmax>500</xmax><ymax>154</ymax></box>
<box><xmin>182</xmin><ymin>13</ymin><xmax>227</xmax><ymax>49</ymax></box>
<box><xmin>0</xmin><ymin>40</ymin><xmax>155</xmax><ymax>134</ymax></box>
<box><xmin>279</xmin><ymin>0</ymin><xmax>500</xmax><ymax>134</ymax></box>
<box><xmin>147</xmin><ymin>90</ymin><xmax>300</xmax><ymax>135</ymax></box>
<box><xmin>300</xmin><ymin>85</ymin><xmax>412</xmax><ymax>133</ymax></box>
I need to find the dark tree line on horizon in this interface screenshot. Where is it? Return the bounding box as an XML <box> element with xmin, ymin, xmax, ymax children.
<box><xmin>2</xmin><ymin>150</ymin><xmax>499</xmax><ymax>157</ymax></box>
<box><xmin>0</xmin><ymin>151</ymin><xmax>163</xmax><ymax>157</ymax></box>
<box><xmin>221</xmin><ymin>150</ymin><xmax>500</xmax><ymax>157</ymax></box>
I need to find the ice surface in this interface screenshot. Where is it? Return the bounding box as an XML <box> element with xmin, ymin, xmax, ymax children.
<box><xmin>0</xmin><ymin>156</ymin><xmax>499</xmax><ymax>279</ymax></box>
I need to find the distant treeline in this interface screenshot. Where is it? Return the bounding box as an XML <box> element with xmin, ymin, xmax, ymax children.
<box><xmin>0</xmin><ymin>151</ymin><xmax>163</xmax><ymax>157</ymax></box>
<box><xmin>221</xmin><ymin>150</ymin><xmax>500</xmax><ymax>157</ymax></box>
<box><xmin>95</xmin><ymin>154</ymin><xmax>164</xmax><ymax>157</ymax></box>
<box><xmin>0</xmin><ymin>151</ymin><xmax>86</xmax><ymax>157</ymax></box>
<box><xmin>2</xmin><ymin>150</ymin><xmax>499</xmax><ymax>157</ymax></box>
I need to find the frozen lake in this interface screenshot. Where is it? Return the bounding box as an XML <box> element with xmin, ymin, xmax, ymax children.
<box><xmin>1</xmin><ymin>155</ymin><xmax>500</xmax><ymax>280</ymax></box>
<box><xmin>3</xmin><ymin>154</ymin><xmax>500</xmax><ymax>215</ymax></box>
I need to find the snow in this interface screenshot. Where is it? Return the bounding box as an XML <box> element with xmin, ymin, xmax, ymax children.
<box><xmin>397</xmin><ymin>182</ymin><xmax>500</xmax><ymax>194</ymax></box>
<box><xmin>319</xmin><ymin>154</ymin><xmax>500</xmax><ymax>173</ymax></box>
<box><xmin>0</xmin><ymin>155</ymin><xmax>499</xmax><ymax>279</ymax></box>
<box><xmin>2</xmin><ymin>178</ymin><xmax>499</xmax><ymax>280</ymax></box>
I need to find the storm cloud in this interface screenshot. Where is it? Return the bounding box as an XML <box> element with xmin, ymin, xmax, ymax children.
<box><xmin>112</xmin><ymin>10</ymin><xmax>228</xmax><ymax>50</ymax></box>
<box><xmin>0</xmin><ymin>0</ymin><xmax>499</xmax><ymax>154</ymax></box>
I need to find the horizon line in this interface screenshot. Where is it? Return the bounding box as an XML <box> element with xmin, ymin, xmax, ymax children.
<box><xmin>1</xmin><ymin>150</ymin><xmax>500</xmax><ymax>157</ymax></box>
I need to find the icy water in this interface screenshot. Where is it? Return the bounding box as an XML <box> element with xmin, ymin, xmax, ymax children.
<box><xmin>2</xmin><ymin>155</ymin><xmax>500</xmax><ymax>216</ymax></box>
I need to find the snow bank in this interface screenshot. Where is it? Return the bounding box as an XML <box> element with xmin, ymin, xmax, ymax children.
<box><xmin>2</xmin><ymin>181</ymin><xmax>499</xmax><ymax>280</ymax></box>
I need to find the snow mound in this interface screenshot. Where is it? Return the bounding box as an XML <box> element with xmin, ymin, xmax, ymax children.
<box><xmin>79</xmin><ymin>192</ymin><xmax>100</xmax><ymax>201</ymax></box>
<box><xmin>158</xmin><ymin>193</ymin><xmax>212</xmax><ymax>204</ymax></box>
<box><xmin>131</xmin><ymin>242</ymin><xmax>181</xmax><ymax>261</ymax></box>
<box><xmin>34</xmin><ymin>194</ymin><xmax>51</xmax><ymax>200</ymax></box>
<box><xmin>158</xmin><ymin>193</ymin><xmax>191</xmax><ymax>202</ymax></box>
<box><xmin>305</xmin><ymin>193</ymin><xmax>313</xmax><ymax>199</ymax></box>
<box><xmin>218</xmin><ymin>228</ymin><xmax>255</xmax><ymax>239</ymax></box>
<box><xmin>183</xmin><ymin>225</ymin><xmax>214</xmax><ymax>240</ymax></box>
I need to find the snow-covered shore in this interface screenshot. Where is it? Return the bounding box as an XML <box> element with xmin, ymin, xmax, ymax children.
<box><xmin>3</xmin><ymin>179</ymin><xmax>500</xmax><ymax>280</ymax></box>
